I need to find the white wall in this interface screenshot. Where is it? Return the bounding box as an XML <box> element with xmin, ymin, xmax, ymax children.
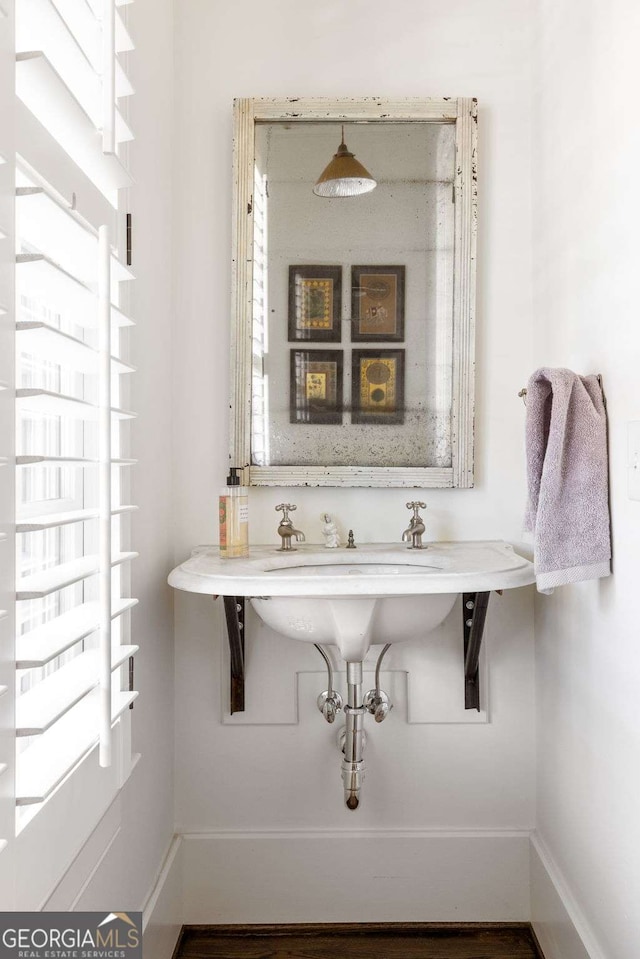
<box><xmin>531</xmin><ymin>1</ymin><xmax>640</xmax><ymax>956</ymax></box>
<box><xmin>173</xmin><ymin>0</ymin><xmax>537</xmax><ymax>921</ymax></box>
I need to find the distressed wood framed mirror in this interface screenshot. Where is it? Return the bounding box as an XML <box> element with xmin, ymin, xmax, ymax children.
<box><xmin>229</xmin><ymin>97</ymin><xmax>477</xmax><ymax>488</ymax></box>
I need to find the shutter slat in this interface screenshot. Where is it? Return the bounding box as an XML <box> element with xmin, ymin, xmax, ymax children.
<box><xmin>18</xmin><ymin>653</ymin><xmax>96</xmax><ymax>736</ymax></box>
<box><xmin>17</xmin><ymin>644</ymin><xmax>139</xmax><ymax>735</ymax></box>
<box><xmin>16</xmin><ymin>254</ymin><xmax>134</xmax><ymax>328</ymax></box>
<box><xmin>16</xmin><ymin>388</ymin><xmax>136</xmax><ymax>420</ymax></box>
<box><xmin>16</xmin><ymin>187</ymin><xmax>133</xmax><ymax>285</ymax></box>
<box><xmin>16</xmin><ymin>95</ymin><xmax>118</xmax><ymax>219</ymax></box>
<box><xmin>17</xmin><ymin>388</ymin><xmax>96</xmax><ymax>418</ymax></box>
<box><xmin>15</xmin><ymin>52</ymin><xmax>133</xmax><ymax>145</ymax></box>
<box><xmin>17</xmin><ymin>0</ymin><xmax>133</xmax><ymax>103</ymax></box>
<box><xmin>16</xmin><ymin>52</ymin><xmax>133</xmax><ymax>199</ymax></box>
<box><xmin>16</xmin><ymin>455</ymin><xmax>136</xmax><ymax>466</ymax></box>
<box><xmin>48</xmin><ymin>0</ymin><xmax>100</xmax><ymax>71</ymax></box>
<box><xmin>17</xmin><ymin>504</ymin><xmax>137</xmax><ymax>531</ymax></box>
<box><xmin>116</xmin><ymin>59</ymin><xmax>133</xmax><ymax>98</ymax></box>
<box><xmin>17</xmin><ymin>551</ymin><xmax>138</xmax><ymax>599</ymax></box>
<box><xmin>17</xmin><ymin>322</ymin><xmax>134</xmax><ymax>373</ymax></box>
<box><xmin>17</xmin><ymin>455</ymin><xmax>97</xmax><ymax>466</ymax></box>
<box><xmin>17</xmin><ymin>321</ymin><xmax>95</xmax><ymax>370</ymax></box>
<box><xmin>115</xmin><ymin>10</ymin><xmax>134</xmax><ymax>52</ymax></box>
<box><xmin>16</xmin><ymin>598</ymin><xmax>137</xmax><ymax>668</ymax></box>
<box><xmin>16</xmin><ymin>688</ymin><xmax>138</xmax><ymax>805</ymax></box>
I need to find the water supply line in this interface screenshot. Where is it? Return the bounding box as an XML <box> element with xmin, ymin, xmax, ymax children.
<box><xmin>364</xmin><ymin>643</ymin><xmax>392</xmax><ymax>723</ymax></box>
<box><xmin>314</xmin><ymin>644</ymin><xmax>343</xmax><ymax>723</ymax></box>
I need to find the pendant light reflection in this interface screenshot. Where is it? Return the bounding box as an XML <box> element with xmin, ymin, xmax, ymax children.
<box><xmin>313</xmin><ymin>125</ymin><xmax>376</xmax><ymax>198</ymax></box>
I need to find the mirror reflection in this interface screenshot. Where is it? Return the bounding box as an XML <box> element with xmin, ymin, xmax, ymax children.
<box><xmin>251</xmin><ymin>120</ymin><xmax>456</xmax><ymax>470</ymax></box>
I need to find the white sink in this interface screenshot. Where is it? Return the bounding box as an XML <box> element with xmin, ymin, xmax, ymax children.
<box><xmin>252</xmin><ymin>590</ymin><xmax>457</xmax><ymax>661</ymax></box>
<box><xmin>169</xmin><ymin>541</ymin><xmax>534</xmax><ymax>661</ymax></box>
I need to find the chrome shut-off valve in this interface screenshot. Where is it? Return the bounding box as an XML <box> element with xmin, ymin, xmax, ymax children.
<box><xmin>317</xmin><ymin>689</ymin><xmax>343</xmax><ymax>724</ymax></box>
<box><xmin>363</xmin><ymin>688</ymin><xmax>392</xmax><ymax>723</ymax></box>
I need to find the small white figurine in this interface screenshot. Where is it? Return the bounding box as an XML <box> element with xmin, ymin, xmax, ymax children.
<box><xmin>321</xmin><ymin>513</ymin><xmax>341</xmax><ymax>548</ymax></box>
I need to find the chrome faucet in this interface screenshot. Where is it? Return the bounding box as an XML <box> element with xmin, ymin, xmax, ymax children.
<box><xmin>275</xmin><ymin>503</ymin><xmax>306</xmax><ymax>551</ymax></box>
<box><xmin>402</xmin><ymin>501</ymin><xmax>427</xmax><ymax>549</ymax></box>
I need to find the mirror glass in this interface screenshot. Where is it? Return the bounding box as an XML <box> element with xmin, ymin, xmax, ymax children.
<box><xmin>252</xmin><ymin>121</ymin><xmax>456</xmax><ymax>469</ymax></box>
<box><xmin>230</xmin><ymin>98</ymin><xmax>477</xmax><ymax>488</ymax></box>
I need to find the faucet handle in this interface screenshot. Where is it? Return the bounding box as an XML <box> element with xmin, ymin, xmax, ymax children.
<box><xmin>406</xmin><ymin>501</ymin><xmax>426</xmax><ymax>517</ymax></box>
<box><xmin>275</xmin><ymin>503</ymin><xmax>296</xmax><ymax>521</ymax></box>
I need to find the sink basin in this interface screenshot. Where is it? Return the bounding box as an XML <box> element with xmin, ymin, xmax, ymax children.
<box><xmin>168</xmin><ymin>541</ymin><xmax>534</xmax><ymax>662</ymax></box>
<box><xmin>252</xmin><ymin>590</ymin><xmax>457</xmax><ymax>660</ymax></box>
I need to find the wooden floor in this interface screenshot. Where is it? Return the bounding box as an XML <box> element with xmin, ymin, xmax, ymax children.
<box><xmin>175</xmin><ymin>923</ymin><xmax>544</xmax><ymax>959</ymax></box>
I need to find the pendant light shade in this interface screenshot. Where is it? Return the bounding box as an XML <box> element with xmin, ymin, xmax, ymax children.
<box><xmin>313</xmin><ymin>129</ymin><xmax>376</xmax><ymax>198</ymax></box>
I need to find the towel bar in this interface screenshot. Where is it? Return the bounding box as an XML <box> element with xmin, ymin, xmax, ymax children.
<box><xmin>518</xmin><ymin>373</ymin><xmax>603</xmax><ymax>407</ymax></box>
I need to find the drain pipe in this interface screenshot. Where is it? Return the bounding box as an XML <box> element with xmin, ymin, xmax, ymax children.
<box><xmin>342</xmin><ymin>661</ymin><xmax>366</xmax><ymax>809</ymax></box>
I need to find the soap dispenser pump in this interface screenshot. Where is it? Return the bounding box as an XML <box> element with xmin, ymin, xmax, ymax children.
<box><xmin>219</xmin><ymin>468</ymin><xmax>249</xmax><ymax>559</ymax></box>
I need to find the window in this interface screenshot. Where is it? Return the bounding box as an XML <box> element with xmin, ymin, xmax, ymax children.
<box><xmin>9</xmin><ymin>0</ymin><xmax>138</xmax><ymax>843</ymax></box>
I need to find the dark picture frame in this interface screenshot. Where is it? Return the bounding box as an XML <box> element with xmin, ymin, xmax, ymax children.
<box><xmin>351</xmin><ymin>265</ymin><xmax>405</xmax><ymax>342</ymax></box>
<box><xmin>290</xmin><ymin>349</ymin><xmax>344</xmax><ymax>424</ymax></box>
<box><xmin>351</xmin><ymin>349</ymin><xmax>405</xmax><ymax>425</ymax></box>
<box><xmin>288</xmin><ymin>265</ymin><xmax>342</xmax><ymax>342</ymax></box>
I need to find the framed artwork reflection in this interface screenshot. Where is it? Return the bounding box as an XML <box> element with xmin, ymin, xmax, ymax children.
<box><xmin>288</xmin><ymin>265</ymin><xmax>342</xmax><ymax>342</ymax></box>
<box><xmin>351</xmin><ymin>265</ymin><xmax>405</xmax><ymax>342</ymax></box>
<box><xmin>351</xmin><ymin>349</ymin><xmax>405</xmax><ymax>425</ymax></box>
<box><xmin>290</xmin><ymin>349</ymin><xmax>343</xmax><ymax>424</ymax></box>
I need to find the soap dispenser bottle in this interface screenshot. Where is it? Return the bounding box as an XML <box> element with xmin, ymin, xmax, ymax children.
<box><xmin>219</xmin><ymin>468</ymin><xmax>249</xmax><ymax>559</ymax></box>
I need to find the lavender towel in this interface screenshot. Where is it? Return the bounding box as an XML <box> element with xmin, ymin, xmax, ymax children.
<box><xmin>524</xmin><ymin>368</ymin><xmax>611</xmax><ymax>592</ymax></box>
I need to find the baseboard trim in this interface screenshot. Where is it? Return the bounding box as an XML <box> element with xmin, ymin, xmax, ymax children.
<box><xmin>140</xmin><ymin>828</ymin><xmax>614</xmax><ymax>955</ymax></box>
<box><xmin>170</xmin><ymin>926</ymin><xmax>186</xmax><ymax>959</ymax></box>
<box><xmin>180</xmin><ymin>829</ymin><xmax>531</xmax><ymax>924</ymax></box>
<box><xmin>530</xmin><ymin>833</ymin><xmax>604</xmax><ymax>959</ymax></box>
<box><xmin>142</xmin><ymin>835</ymin><xmax>183</xmax><ymax>959</ymax></box>
<box><xmin>98</xmin><ymin>826</ymin><xmax>620</xmax><ymax>958</ymax></box>
<box><xmin>179</xmin><ymin>826</ymin><xmax>532</xmax><ymax>840</ymax></box>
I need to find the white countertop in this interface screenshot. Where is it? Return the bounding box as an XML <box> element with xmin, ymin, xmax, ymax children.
<box><xmin>168</xmin><ymin>541</ymin><xmax>535</xmax><ymax>597</ymax></box>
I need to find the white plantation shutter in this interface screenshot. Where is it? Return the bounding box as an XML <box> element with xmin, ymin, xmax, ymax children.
<box><xmin>0</xmin><ymin>3</ymin><xmax>16</xmax><ymax>869</ymax></box>
<box><xmin>13</xmin><ymin>0</ymin><xmax>138</xmax><ymax>819</ymax></box>
<box><xmin>0</xmin><ymin>343</ymin><xmax>8</xmax><ymax>855</ymax></box>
